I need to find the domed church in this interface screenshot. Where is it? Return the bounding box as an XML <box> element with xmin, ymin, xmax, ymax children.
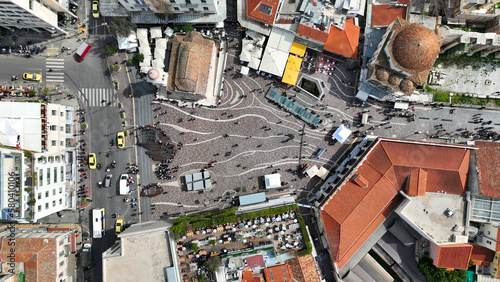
<box><xmin>366</xmin><ymin>18</ymin><xmax>443</xmax><ymax>96</ymax></box>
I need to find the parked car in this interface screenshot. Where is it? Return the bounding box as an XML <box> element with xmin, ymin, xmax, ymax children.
<box><xmin>92</xmin><ymin>1</ymin><xmax>99</xmax><ymax>18</ymax></box>
<box><xmin>0</xmin><ymin>46</ymin><xmax>11</xmax><ymax>54</ymax></box>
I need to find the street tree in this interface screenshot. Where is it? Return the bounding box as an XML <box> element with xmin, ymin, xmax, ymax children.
<box><xmin>110</xmin><ymin>18</ymin><xmax>136</xmax><ymax>37</ymax></box>
<box><xmin>204</xmin><ymin>256</ymin><xmax>221</xmax><ymax>273</ymax></box>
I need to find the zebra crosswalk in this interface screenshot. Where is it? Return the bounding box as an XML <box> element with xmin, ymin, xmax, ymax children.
<box><xmin>79</xmin><ymin>88</ymin><xmax>118</xmax><ymax>107</ymax></box>
<box><xmin>45</xmin><ymin>58</ymin><xmax>65</xmax><ymax>83</ymax></box>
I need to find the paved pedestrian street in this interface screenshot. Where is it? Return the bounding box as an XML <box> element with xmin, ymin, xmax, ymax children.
<box><xmin>147</xmin><ymin>26</ymin><xmax>500</xmax><ymax>219</ymax></box>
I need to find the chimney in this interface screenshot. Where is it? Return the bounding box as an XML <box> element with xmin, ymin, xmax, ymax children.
<box><xmin>352</xmin><ymin>174</ymin><xmax>368</xmax><ymax>188</ymax></box>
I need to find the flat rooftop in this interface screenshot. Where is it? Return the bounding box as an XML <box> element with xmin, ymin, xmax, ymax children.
<box><xmin>400</xmin><ymin>193</ymin><xmax>465</xmax><ymax>243</ymax></box>
<box><xmin>104</xmin><ymin>228</ymin><xmax>172</xmax><ymax>282</ymax></box>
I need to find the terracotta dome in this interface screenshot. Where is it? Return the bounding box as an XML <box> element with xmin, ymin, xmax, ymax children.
<box><xmin>399</xmin><ymin>79</ymin><xmax>415</xmax><ymax>94</ymax></box>
<box><xmin>391</xmin><ymin>23</ymin><xmax>442</xmax><ymax>73</ymax></box>
<box><xmin>375</xmin><ymin>68</ymin><xmax>389</xmax><ymax>81</ymax></box>
<box><xmin>148</xmin><ymin>68</ymin><xmax>159</xmax><ymax>80</ymax></box>
<box><xmin>388</xmin><ymin>75</ymin><xmax>401</xmax><ymax>86</ymax></box>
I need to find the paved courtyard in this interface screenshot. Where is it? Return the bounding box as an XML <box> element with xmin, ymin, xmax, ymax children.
<box><xmin>145</xmin><ymin>26</ymin><xmax>500</xmax><ymax>219</ymax></box>
<box><xmin>432</xmin><ymin>63</ymin><xmax>500</xmax><ymax>96</ymax></box>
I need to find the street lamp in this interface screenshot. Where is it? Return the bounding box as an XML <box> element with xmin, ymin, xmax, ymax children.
<box><xmin>89</xmin><ymin>22</ymin><xmax>108</xmax><ymax>31</ymax></box>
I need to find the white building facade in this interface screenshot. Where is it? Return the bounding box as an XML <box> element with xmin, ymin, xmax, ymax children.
<box><xmin>0</xmin><ymin>0</ymin><xmax>72</xmax><ymax>33</ymax></box>
<box><xmin>0</xmin><ymin>102</ymin><xmax>76</xmax><ymax>222</ymax></box>
<box><xmin>118</xmin><ymin>0</ymin><xmax>218</xmax><ymax>15</ymax></box>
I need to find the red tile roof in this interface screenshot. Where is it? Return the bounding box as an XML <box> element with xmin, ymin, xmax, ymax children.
<box><xmin>407</xmin><ymin>168</ymin><xmax>427</xmax><ymax>196</ymax></box>
<box><xmin>324</xmin><ymin>18</ymin><xmax>360</xmax><ymax>59</ymax></box>
<box><xmin>320</xmin><ymin>138</ymin><xmax>473</xmax><ymax>269</ymax></box>
<box><xmin>432</xmin><ymin>244</ymin><xmax>473</xmax><ymax>270</ymax></box>
<box><xmin>371</xmin><ymin>5</ymin><xmax>407</xmax><ymax>26</ymax></box>
<box><xmin>296</xmin><ymin>24</ymin><xmax>329</xmax><ymax>43</ymax></box>
<box><xmin>246</xmin><ymin>0</ymin><xmax>280</xmax><ymax>25</ymax></box>
<box><xmin>475</xmin><ymin>141</ymin><xmax>500</xmax><ymax>198</ymax></box>
<box><xmin>285</xmin><ymin>255</ymin><xmax>320</xmax><ymax>282</ymax></box>
<box><xmin>471</xmin><ymin>245</ymin><xmax>495</xmax><ymax>265</ymax></box>
<box><xmin>246</xmin><ymin>255</ymin><xmax>266</xmax><ymax>269</ymax></box>
<box><xmin>264</xmin><ymin>265</ymin><xmax>293</xmax><ymax>282</ymax></box>
<box><xmin>0</xmin><ymin>237</ymin><xmax>57</xmax><ymax>281</ymax></box>
<box><xmin>241</xmin><ymin>267</ymin><xmax>264</xmax><ymax>282</ymax></box>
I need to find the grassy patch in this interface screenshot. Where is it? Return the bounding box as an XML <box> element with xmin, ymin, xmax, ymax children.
<box><xmin>427</xmin><ymin>86</ymin><xmax>500</xmax><ymax>106</ymax></box>
<box><xmin>170</xmin><ymin>205</ymin><xmax>297</xmax><ymax>240</ymax></box>
<box><xmin>295</xmin><ymin>212</ymin><xmax>312</xmax><ymax>256</ymax></box>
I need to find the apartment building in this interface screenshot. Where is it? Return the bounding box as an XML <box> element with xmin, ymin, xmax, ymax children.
<box><xmin>118</xmin><ymin>0</ymin><xmax>218</xmax><ymax>16</ymax></box>
<box><xmin>0</xmin><ymin>0</ymin><xmax>73</xmax><ymax>33</ymax></box>
<box><xmin>0</xmin><ymin>225</ymin><xmax>78</xmax><ymax>281</ymax></box>
<box><xmin>0</xmin><ymin>102</ymin><xmax>76</xmax><ymax>222</ymax></box>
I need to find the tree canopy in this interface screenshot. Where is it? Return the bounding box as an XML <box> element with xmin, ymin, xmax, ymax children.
<box><xmin>418</xmin><ymin>255</ymin><xmax>467</xmax><ymax>282</ymax></box>
<box><xmin>110</xmin><ymin>18</ymin><xmax>136</xmax><ymax>37</ymax></box>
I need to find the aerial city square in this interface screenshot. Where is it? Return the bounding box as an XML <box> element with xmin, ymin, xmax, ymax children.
<box><xmin>2</xmin><ymin>0</ymin><xmax>500</xmax><ymax>281</ymax></box>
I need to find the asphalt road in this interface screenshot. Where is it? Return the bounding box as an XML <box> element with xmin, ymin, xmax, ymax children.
<box><xmin>0</xmin><ymin>56</ymin><xmax>45</xmax><ymax>82</ymax></box>
<box><xmin>85</xmin><ymin>40</ymin><xmax>154</xmax><ymax>282</ymax></box>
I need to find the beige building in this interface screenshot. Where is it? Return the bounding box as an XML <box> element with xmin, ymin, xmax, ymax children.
<box><xmin>102</xmin><ymin>221</ymin><xmax>180</xmax><ymax>282</ymax></box>
<box><xmin>438</xmin><ymin>25</ymin><xmax>500</xmax><ymax>58</ymax></box>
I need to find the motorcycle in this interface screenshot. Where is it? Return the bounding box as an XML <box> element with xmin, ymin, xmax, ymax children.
<box><xmin>106</xmin><ymin>152</ymin><xmax>111</xmax><ymax>158</ymax></box>
<box><xmin>11</xmin><ymin>76</ymin><xmax>18</xmax><ymax>81</ymax></box>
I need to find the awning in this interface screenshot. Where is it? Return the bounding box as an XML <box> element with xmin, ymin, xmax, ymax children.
<box><xmin>332</xmin><ymin>124</ymin><xmax>352</xmax><ymax>143</ymax></box>
<box><xmin>394</xmin><ymin>102</ymin><xmax>409</xmax><ymax>109</ymax></box>
<box><xmin>117</xmin><ymin>32</ymin><xmax>138</xmax><ymax>50</ymax></box>
<box><xmin>282</xmin><ymin>69</ymin><xmax>299</xmax><ymax>85</ymax></box>
<box><xmin>241</xmin><ymin>66</ymin><xmax>249</xmax><ymax>76</ymax></box>
<box><xmin>355</xmin><ymin>90</ymin><xmax>369</xmax><ymax>102</ymax></box>
<box><xmin>264</xmin><ymin>174</ymin><xmax>281</xmax><ymax>189</ymax></box>
<box><xmin>286</xmin><ymin>55</ymin><xmax>302</xmax><ymax>72</ymax></box>
<box><xmin>289</xmin><ymin>42</ymin><xmax>307</xmax><ymax>57</ymax></box>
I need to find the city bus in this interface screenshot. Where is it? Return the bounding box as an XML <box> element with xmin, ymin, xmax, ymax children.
<box><xmin>92</xmin><ymin>208</ymin><xmax>105</xmax><ymax>239</ymax></box>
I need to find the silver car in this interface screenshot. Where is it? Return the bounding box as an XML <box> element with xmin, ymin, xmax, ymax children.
<box><xmin>104</xmin><ymin>174</ymin><xmax>113</xmax><ymax>188</ymax></box>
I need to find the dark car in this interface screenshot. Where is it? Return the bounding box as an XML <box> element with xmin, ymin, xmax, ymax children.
<box><xmin>0</xmin><ymin>46</ymin><xmax>11</xmax><ymax>54</ymax></box>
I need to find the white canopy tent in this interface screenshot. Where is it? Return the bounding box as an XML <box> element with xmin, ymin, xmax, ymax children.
<box><xmin>257</xmin><ymin>28</ymin><xmax>295</xmax><ymax>77</ymax></box>
<box><xmin>0</xmin><ymin>118</ymin><xmax>22</xmax><ymax>147</ymax></box>
<box><xmin>240</xmin><ymin>39</ymin><xmax>263</xmax><ymax>70</ymax></box>
<box><xmin>259</xmin><ymin>47</ymin><xmax>288</xmax><ymax>77</ymax></box>
<box><xmin>264</xmin><ymin>174</ymin><xmax>281</xmax><ymax>189</ymax></box>
<box><xmin>332</xmin><ymin>124</ymin><xmax>352</xmax><ymax>143</ymax></box>
<box><xmin>150</xmin><ymin>26</ymin><xmax>162</xmax><ymax>39</ymax></box>
<box><xmin>152</xmin><ymin>38</ymin><xmax>167</xmax><ymax>69</ymax></box>
<box><xmin>240</xmin><ymin>66</ymin><xmax>249</xmax><ymax>76</ymax></box>
<box><xmin>117</xmin><ymin>32</ymin><xmax>139</xmax><ymax>50</ymax></box>
<box><xmin>137</xmin><ymin>28</ymin><xmax>152</xmax><ymax>72</ymax></box>
<box><xmin>394</xmin><ymin>101</ymin><xmax>409</xmax><ymax>110</ymax></box>
<box><xmin>305</xmin><ymin>165</ymin><xmax>329</xmax><ymax>180</ymax></box>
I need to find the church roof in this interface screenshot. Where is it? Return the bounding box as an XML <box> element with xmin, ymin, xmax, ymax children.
<box><xmin>390</xmin><ymin>22</ymin><xmax>443</xmax><ymax>73</ymax></box>
<box><xmin>368</xmin><ymin>18</ymin><xmax>443</xmax><ymax>95</ymax></box>
<box><xmin>167</xmin><ymin>32</ymin><xmax>215</xmax><ymax>95</ymax></box>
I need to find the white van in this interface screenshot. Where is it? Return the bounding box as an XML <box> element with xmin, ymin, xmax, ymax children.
<box><xmin>119</xmin><ymin>174</ymin><xmax>129</xmax><ymax>195</ymax></box>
